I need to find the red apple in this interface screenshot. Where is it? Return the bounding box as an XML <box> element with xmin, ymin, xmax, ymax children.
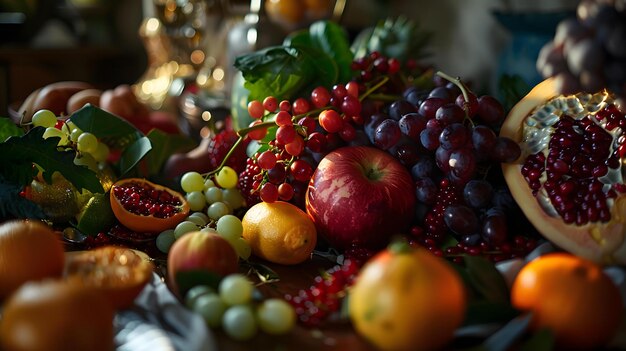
<box><xmin>167</xmin><ymin>231</ymin><xmax>239</xmax><ymax>298</ymax></box>
<box><xmin>305</xmin><ymin>146</ymin><xmax>416</xmax><ymax>250</ymax></box>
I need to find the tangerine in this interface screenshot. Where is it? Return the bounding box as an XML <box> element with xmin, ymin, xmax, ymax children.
<box><xmin>109</xmin><ymin>178</ymin><xmax>190</xmax><ymax>233</ymax></box>
<box><xmin>0</xmin><ymin>279</ymin><xmax>115</xmax><ymax>351</ymax></box>
<box><xmin>0</xmin><ymin>219</ymin><xmax>65</xmax><ymax>301</ymax></box>
<box><xmin>511</xmin><ymin>252</ymin><xmax>624</xmax><ymax>350</ymax></box>
<box><xmin>348</xmin><ymin>243</ymin><xmax>467</xmax><ymax>351</ymax></box>
<box><xmin>241</xmin><ymin>201</ymin><xmax>316</xmax><ymax>265</ymax></box>
<box><xmin>64</xmin><ymin>246</ymin><xmax>154</xmax><ymax>309</ymax></box>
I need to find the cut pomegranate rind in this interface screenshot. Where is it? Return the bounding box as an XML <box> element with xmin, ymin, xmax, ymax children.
<box><xmin>109</xmin><ymin>178</ymin><xmax>190</xmax><ymax>233</ymax></box>
<box><xmin>501</xmin><ymin>78</ymin><xmax>626</xmax><ymax>265</ymax></box>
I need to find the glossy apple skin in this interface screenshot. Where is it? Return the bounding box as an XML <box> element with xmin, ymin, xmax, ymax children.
<box><xmin>305</xmin><ymin>146</ymin><xmax>416</xmax><ymax>250</ymax></box>
<box><xmin>167</xmin><ymin>231</ymin><xmax>239</xmax><ymax>297</ymax></box>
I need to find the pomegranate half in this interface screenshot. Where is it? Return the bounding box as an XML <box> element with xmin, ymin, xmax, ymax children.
<box><xmin>501</xmin><ymin>78</ymin><xmax>626</xmax><ymax>265</ymax></box>
<box><xmin>110</xmin><ymin>178</ymin><xmax>190</xmax><ymax>233</ymax></box>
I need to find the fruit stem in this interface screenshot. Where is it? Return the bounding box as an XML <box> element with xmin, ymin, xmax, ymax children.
<box><xmin>360</xmin><ymin>76</ymin><xmax>390</xmax><ymax>102</ymax></box>
<box><xmin>204</xmin><ymin>135</ymin><xmax>245</xmax><ymax>177</ymax></box>
<box><xmin>435</xmin><ymin>71</ymin><xmax>472</xmax><ymax>120</ymax></box>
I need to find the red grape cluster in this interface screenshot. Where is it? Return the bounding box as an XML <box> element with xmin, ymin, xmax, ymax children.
<box><xmin>537</xmin><ymin>0</ymin><xmax>626</xmax><ymax>101</ymax></box>
<box><xmin>284</xmin><ymin>259</ymin><xmax>358</xmax><ymax>327</ymax></box>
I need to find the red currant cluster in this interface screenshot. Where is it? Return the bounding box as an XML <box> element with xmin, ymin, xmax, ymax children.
<box><xmin>284</xmin><ymin>259</ymin><xmax>359</xmax><ymax>327</ymax></box>
<box><xmin>238</xmin><ymin>82</ymin><xmax>370</xmax><ymax>204</ymax></box>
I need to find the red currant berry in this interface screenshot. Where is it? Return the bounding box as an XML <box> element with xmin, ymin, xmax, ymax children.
<box><xmin>276</xmin><ymin>125</ymin><xmax>297</xmax><ymax>144</ymax></box>
<box><xmin>387</xmin><ymin>58</ymin><xmax>401</xmax><ymax>74</ymax></box>
<box><xmin>279</xmin><ymin>100</ymin><xmax>291</xmax><ymax>111</ymax></box>
<box><xmin>285</xmin><ymin>135</ymin><xmax>304</xmax><ymax>156</ymax></box>
<box><xmin>292</xmin><ymin>98</ymin><xmax>310</xmax><ymax>115</ymax></box>
<box><xmin>278</xmin><ymin>182</ymin><xmax>294</xmax><ymax>201</ymax></box>
<box><xmin>341</xmin><ymin>95</ymin><xmax>361</xmax><ymax>118</ymax></box>
<box><xmin>247</xmin><ymin>100</ymin><xmax>264</xmax><ymax>119</ymax></box>
<box><xmin>247</xmin><ymin>120</ymin><xmax>268</xmax><ymax>140</ymax></box>
<box><xmin>345</xmin><ymin>81</ymin><xmax>359</xmax><ymax>98</ymax></box>
<box><xmin>290</xmin><ymin>159</ymin><xmax>313</xmax><ymax>182</ymax></box>
<box><xmin>263</xmin><ymin>96</ymin><xmax>278</xmax><ymax>112</ymax></box>
<box><xmin>338</xmin><ymin>122</ymin><xmax>356</xmax><ymax>142</ymax></box>
<box><xmin>257</xmin><ymin>150</ymin><xmax>277</xmax><ymax>170</ymax></box>
<box><xmin>331</xmin><ymin>84</ymin><xmax>347</xmax><ymax>99</ymax></box>
<box><xmin>275</xmin><ymin>110</ymin><xmax>292</xmax><ymax>126</ymax></box>
<box><xmin>260</xmin><ymin>182</ymin><xmax>279</xmax><ymax>203</ymax></box>
<box><xmin>310</xmin><ymin>86</ymin><xmax>331</xmax><ymax>108</ymax></box>
<box><xmin>319</xmin><ymin>109</ymin><xmax>343</xmax><ymax>133</ymax></box>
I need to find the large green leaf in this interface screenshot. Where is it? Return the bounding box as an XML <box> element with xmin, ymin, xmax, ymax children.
<box><xmin>0</xmin><ymin>128</ymin><xmax>103</xmax><ymax>193</ymax></box>
<box><xmin>352</xmin><ymin>16</ymin><xmax>431</xmax><ymax>63</ymax></box>
<box><xmin>235</xmin><ymin>45</ymin><xmax>337</xmax><ymax>102</ymax></box>
<box><xmin>118</xmin><ymin>136</ymin><xmax>152</xmax><ymax>177</ymax></box>
<box><xmin>69</xmin><ymin>104</ymin><xmax>144</xmax><ymax>150</ymax></box>
<box><xmin>308</xmin><ymin>20</ymin><xmax>354</xmax><ymax>83</ymax></box>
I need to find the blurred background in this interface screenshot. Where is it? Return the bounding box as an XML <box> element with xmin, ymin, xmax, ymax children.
<box><xmin>0</xmin><ymin>0</ymin><xmax>579</xmax><ymax>119</ymax></box>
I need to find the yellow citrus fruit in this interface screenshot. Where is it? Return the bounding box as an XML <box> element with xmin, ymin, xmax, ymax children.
<box><xmin>349</xmin><ymin>244</ymin><xmax>467</xmax><ymax>351</ymax></box>
<box><xmin>0</xmin><ymin>219</ymin><xmax>65</xmax><ymax>301</ymax></box>
<box><xmin>511</xmin><ymin>252</ymin><xmax>624</xmax><ymax>350</ymax></box>
<box><xmin>0</xmin><ymin>278</ymin><xmax>115</xmax><ymax>351</ymax></box>
<box><xmin>242</xmin><ymin>201</ymin><xmax>316</xmax><ymax>265</ymax></box>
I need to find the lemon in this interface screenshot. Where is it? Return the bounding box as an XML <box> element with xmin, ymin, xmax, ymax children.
<box><xmin>242</xmin><ymin>201</ymin><xmax>316</xmax><ymax>265</ymax></box>
<box><xmin>76</xmin><ymin>193</ymin><xmax>116</xmax><ymax>236</ymax></box>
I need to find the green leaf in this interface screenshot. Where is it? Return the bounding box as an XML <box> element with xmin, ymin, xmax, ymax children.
<box><xmin>463</xmin><ymin>300</ymin><xmax>519</xmax><ymax>326</ymax></box>
<box><xmin>520</xmin><ymin>328</ymin><xmax>554</xmax><ymax>351</ymax></box>
<box><xmin>69</xmin><ymin>104</ymin><xmax>144</xmax><ymax>150</ymax></box>
<box><xmin>0</xmin><ymin>117</ymin><xmax>24</xmax><ymax>142</ymax></box>
<box><xmin>463</xmin><ymin>255</ymin><xmax>510</xmax><ymax>304</ymax></box>
<box><xmin>0</xmin><ymin>128</ymin><xmax>103</xmax><ymax>193</ymax></box>
<box><xmin>0</xmin><ymin>175</ymin><xmax>45</xmax><ymax>221</ymax></box>
<box><xmin>309</xmin><ymin>20</ymin><xmax>354</xmax><ymax>83</ymax></box>
<box><xmin>352</xmin><ymin>16</ymin><xmax>431</xmax><ymax>63</ymax></box>
<box><xmin>118</xmin><ymin>136</ymin><xmax>152</xmax><ymax>177</ymax></box>
<box><xmin>482</xmin><ymin>313</ymin><xmax>532</xmax><ymax>351</ymax></box>
<box><xmin>283</xmin><ymin>29</ymin><xmax>313</xmax><ymax>47</ymax></box>
<box><xmin>235</xmin><ymin>45</ymin><xmax>337</xmax><ymax>102</ymax></box>
<box><xmin>144</xmin><ymin>129</ymin><xmax>197</xmax><ymax>177</ymax></box>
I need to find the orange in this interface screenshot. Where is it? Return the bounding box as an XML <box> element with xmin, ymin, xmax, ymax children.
<box><xmin>242</xmin><ymin>201</ymin><xmax>316</xmax><ymax>265</ymax></box>
<box><xmin>511</xmin><ymin>252</ymin><xmax>624</xmax><ymax>350</ymax></box>
<box><xmin>0</xmin><ymin>278</ymin><xmax>115</xmax><ymax>351</ymax></box>
<box><xmin>349</xmin><ymin>243</ymin><xmax>467</xmax><ymax>351</ymax></box>
<box><xmin>64</xmin><ymin>246</ymin><xmax>154</xmax><ymax>309</ymax></box>
<box><xmin>0</xmin><ymin>219</ymin><xmax>65</xmax><ymax>301</ymax></box>
<box><xmin>110</xmin><ymin>178</ymin><xmax>190</xmax><ymax>233</ymax></box>
<box><xmin>265</xmin><ymin>0</ymin><xmax>305</xmax><ymax>29</ymax></box>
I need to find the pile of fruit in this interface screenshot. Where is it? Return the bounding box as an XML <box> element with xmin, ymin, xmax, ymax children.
<box><xmin>1</xmin><ymin>6</ymin><xmax>625</xmax><ymax>351</ymax></box>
